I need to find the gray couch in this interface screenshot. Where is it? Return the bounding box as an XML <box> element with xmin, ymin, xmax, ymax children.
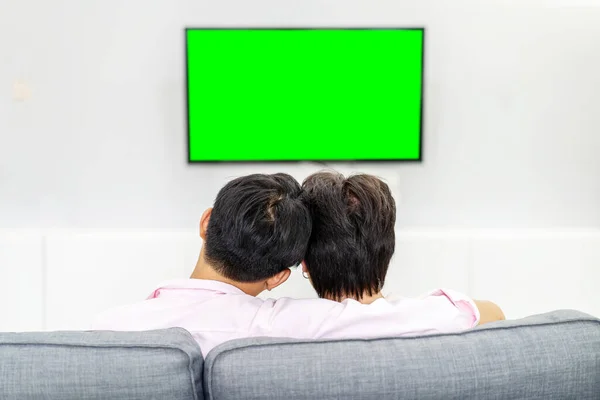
<box><xmin>1</xmin><ymin>310</ymin><xmax>599</xmax><ymax>399</ymax></box>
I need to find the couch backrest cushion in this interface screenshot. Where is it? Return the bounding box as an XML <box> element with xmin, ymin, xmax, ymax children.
<box><xmin>204</xmin><ymin>310</ymin><xmax>600</xmax><ymax>400</ymax></box>
<box><xmin>0</xmin><ymin>328</ymin><xmax>203</xmax><ymax>400</ymax></box>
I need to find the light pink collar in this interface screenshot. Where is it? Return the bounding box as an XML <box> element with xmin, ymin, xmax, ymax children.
<box><xmin>148</xmin><ymin>279</ymin><xmax>246</xmax><ymax>299</ymax></box>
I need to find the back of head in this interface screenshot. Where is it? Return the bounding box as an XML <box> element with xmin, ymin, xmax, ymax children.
<box><xmin>205</xmin><ymin>173</ymin><xmax>312</xmax><ymax>282</ymax></box>
<box><xmin>302</xmin><ymin>172</ymin><xmax>396</xmax><ymax>301</ymax></box>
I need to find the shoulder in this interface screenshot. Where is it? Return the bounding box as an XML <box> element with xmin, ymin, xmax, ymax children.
<box><xmin>91</xmin><ymin>298</ymin><xmax>167</xmax><ymax>330</ymax></box>
<box><xmin>382</xmin><ymin>289</ymin><xmax>480</xmax><ymax>330</ymax></box>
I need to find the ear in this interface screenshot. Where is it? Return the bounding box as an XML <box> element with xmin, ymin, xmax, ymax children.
<box><xmin>301</xmin><ymin>261</ymin><xmax>308</xmax><ymax>274</ymax></box>
<box><xmin>199</xmin><ymin>208</ymin><xmax>212</xmax><ymax>240</ymax></box>
<box><xmin>265</xmin><ymin>268</ymin><xmax>291</xmax><ymax>291</ymax></box>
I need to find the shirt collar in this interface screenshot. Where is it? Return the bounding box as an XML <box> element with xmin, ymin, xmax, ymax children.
<box><xmin>148</xmin><ymin>279</ymin><xmax>246</xmax><ymax>299</ymax></box>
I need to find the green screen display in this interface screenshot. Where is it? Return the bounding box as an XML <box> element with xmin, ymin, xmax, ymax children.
<box><xmin>186</xmin><ymin>28</ymin><xmax>424</xmax><ymax>162</ymax></box>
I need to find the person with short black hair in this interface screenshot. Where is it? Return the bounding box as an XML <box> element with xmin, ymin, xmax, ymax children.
<box><xmin>202</xmin><ymin>173</ymin><xmax>311</xmax><ymax>290</ymax></box>
<box><xmin>301</xmin><ymin>172</ymin><xmax>395</xmax><ymax>303</ymax></box>
<box><xmin>301</xmin><ymin>171</ymin><xmax>505</xmax><ymax>323</ymax></box>
<box><xmin>94</xmin><ymin>172</ymin><xmax>493</xmax><ymax>357</ymax></box>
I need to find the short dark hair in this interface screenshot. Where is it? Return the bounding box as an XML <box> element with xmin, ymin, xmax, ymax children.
<box><xmin>301</xmin><ymin>172</ymin><xmax>396</xmax><ymax>301</ymax></box>
<box><xmin>205</xmin><ymin>173</ymin><xmax>312</xmax><ymax>282</ymax></box>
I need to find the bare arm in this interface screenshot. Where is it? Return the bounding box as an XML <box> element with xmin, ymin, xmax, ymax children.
<box><xmin>473</xmin><ymin>300</ymin><xmax>505</xmax><ymax>325</ymax></box>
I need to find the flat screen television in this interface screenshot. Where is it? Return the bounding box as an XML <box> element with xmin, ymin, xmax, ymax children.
<box><xmin>186</xmin><ymin>28</ymin><xmax>424</xmax><ymax>162</ymax></box>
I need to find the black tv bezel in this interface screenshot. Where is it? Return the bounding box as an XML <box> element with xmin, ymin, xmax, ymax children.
<box><xmin>185</xmin><ymin>27</ymin><xmax>425</xmax><ymax>164</ymax></box>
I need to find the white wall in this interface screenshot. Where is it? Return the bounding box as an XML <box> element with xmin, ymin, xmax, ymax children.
<box><xmin>1</xmin><ymin>0</ymin><xmax>599</xmax><ymax>229</ymax></box>
<box><xmin>1</xmin><ymin>1</ymin><xmax>600</xmax><ymax>331</ymax></box>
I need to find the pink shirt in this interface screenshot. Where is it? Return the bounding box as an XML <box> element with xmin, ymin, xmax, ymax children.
<box><xmin>92</xmin><ymin>279</ymin><xmax>480</xmax><ymax>357</ymax></box>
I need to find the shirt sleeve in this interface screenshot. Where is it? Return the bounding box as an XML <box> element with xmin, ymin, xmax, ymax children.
<box><xmin>421</xmin><ymin>288</ymin><xmax>480</xmax><ymax>328</ymax></box>
<box><xmin>260</xmin><ymin>289</ymin><xmax>480</xmax><ymax>341</ymax></box>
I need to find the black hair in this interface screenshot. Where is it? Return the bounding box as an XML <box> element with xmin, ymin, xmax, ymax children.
<box><xmin>204</xmin><ymin>173</ymin><xmax>312</xmax><ymax>282</ymax></box>
<box><xmin>301</xmin><ymin>172</ymin><xmax>396</xmax><ymax>301</ymax></box>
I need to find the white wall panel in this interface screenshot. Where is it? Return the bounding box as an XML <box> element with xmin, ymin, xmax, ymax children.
<box><xmin>0</xmin><ymin>233</ymin><xmax>44</xmax><ymax>331</ymax></box>
<box><xmin>471</xmin><ymin>232</ymin><xmax>600</xmax><ymax>320</ymax></box>
<box><xmin>45</xmin><ymin>232</ymin><xmax>201</xmax><ymax>330</ymax></box>
<box><xmin>384</xmin><ymin>233</ymin><xmax>472</xmax><ymax>297</ymax></box>
<box><xmin>1</xmin><ymin>230</ymin><xmax>597</xmax><ymax>331</ymax></box>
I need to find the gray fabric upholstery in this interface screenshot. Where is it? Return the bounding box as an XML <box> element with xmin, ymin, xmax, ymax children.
<box><xmin>204</xmin><ymin>310</ymin><xmax>600</xmax><ymax>400</ymax></box>
<box><xmin>0</xmin><ymin>328</ymin><xmax>203</xmax><ymax>400</ymax></box>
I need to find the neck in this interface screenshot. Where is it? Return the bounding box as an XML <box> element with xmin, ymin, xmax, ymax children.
<box><xmin>190</xmin><ymin>249</ymin><xmax>265</xmax><ymax>297</ymax></box>
<box><xmin>329</xmin><ymin>291</ymin><xmax>384</xmax><ymax>304</ymax></box>
<box><xmin>357</xmin><ymin>291</ymin><xmax>384</xmax><ymax>304</ymax></box>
